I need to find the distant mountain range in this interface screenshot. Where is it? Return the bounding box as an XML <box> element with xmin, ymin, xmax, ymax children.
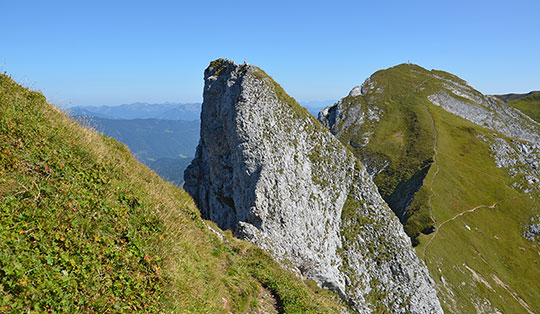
<box><xmin>493</xmin><ymin>90</ymin><xmax>540</xmax><ymax>103</ymax></box>
<box><xmin>69</xmin><ymin>100</ymin><xmax>333</xmax><ymax>120</ymax></box>
<box><xmin>148</xmin><ymin>156</ymin><xmax>193</xmax><ymax>187</ymax></box>
<box><xmin>68</xmin><ymin>102</ymin><xmax>202</xmax><ymax>120</ymax></box>
<box><xmin>66</xmin><ymin>100</ymin><xmax>340</xmax><ymax>186</ymax></box>
<box><xmin>77</xmin><ymin>116</ymin><xmax>199</xmax><ymax>161</ymax></box>
<box><xmin>300</xmin><ymin>100</ymin><xmax>337</xmax><ymax>116</ymax></box>
<box><xmin>72</xmin><ymin>115</ymin><xmax>199</xmax><ymax>186</ymax></box>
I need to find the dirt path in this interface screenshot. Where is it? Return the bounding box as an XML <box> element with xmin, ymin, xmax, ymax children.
<box><xmin>424</xmin><ymin>102</ymin><xmax>439</xmax><ymax>237</ymax></box>
<box><xmin>422</xmin><ymin>201</ymin><xmax>500</xmax><ymax>260</ymax></box>
<box><xmin>420</xmin><ymin>99</ymin><xmax>503</xmax><ymax>260</ymax></box>
<box><xmin>252</xmin><ymin>286</ymin><xmax>281</xmax><ymax>314</ymax></box>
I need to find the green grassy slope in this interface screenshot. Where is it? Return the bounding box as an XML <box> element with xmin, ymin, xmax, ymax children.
<box><xmin>493</xmin><ymin>91</ymin><xmax>540</xmax><ymax>103</ymax></box>
<box><xmin>505</xmin><ymin>93</ymin><xmax>540</xmax><ymax>123</ymax></box>
<box><xmin>415</xmin><ymin>103</ymin><xmax>540</xmax><ymax>313</ymax></box>
<box><xmin>327</xmin><ymin>64</ymin><xmax>540</xmax><ymax>313</ymax></box>
<box><xmin>326</xmin><ymin>64</ymin><xmax>441</xmax><ymax>242</ymax></box>
<box><xmin>0</xmin><ymin>74</ymin><xmax>344</xmax><ymax>313</ymax></box>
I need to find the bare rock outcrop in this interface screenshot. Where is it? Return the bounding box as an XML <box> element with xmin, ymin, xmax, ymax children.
<box><xmin>184</xmin><ymin>59</ymin><xmax>442</xmax><ymax>313</ymax></box>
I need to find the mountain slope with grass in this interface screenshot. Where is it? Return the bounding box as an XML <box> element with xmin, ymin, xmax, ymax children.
<box><xmin>0</xmin><ymin>73</ymin><xmax>346</xmax><ymax>313</ymax></box>
<box><xmin>502</xmin><ymin>92</ymin><xmax>540</xmax><ymax>123</ymax></box>
<box><xmin>493</xmin><ymin>90</ymin><xmax>540</xmax><ymax>103</ymax></box>
<box><xmin>73</xmin><ymin>116</ymin><xmax>199</xmax><ymax>185</ymax></box>
<box><xmin>319</xmin><ymin>64</ymin><xmax>540</xmax><ymax>313</ymax></box>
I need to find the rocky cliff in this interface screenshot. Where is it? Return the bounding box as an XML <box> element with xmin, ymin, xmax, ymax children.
<box><xmin>184</xmin><ymin>59</ymin><xmax>442</xmax><ymax>313</ymax></box>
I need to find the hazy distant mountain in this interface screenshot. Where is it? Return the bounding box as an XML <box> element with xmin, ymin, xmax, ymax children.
<box><xmin>78</xmin><ymin>116</ymin><xmax>199</xmax><ymax>162</ymax></box>
<box><xmin>74</xmin><ymin>115</ymin><xmax>200</xmax><ymax>185</ymax></box>
<box><xmin>148</xmin><ymin>156</ymin><xmax>193</xmax><ymax>187</ymax></box>
<box><xmin>70</xmin><ymin>100</ymin><xmax>328</xmax><ymax>119</ymax></box>
<box><xmin>300</xmin><ymin>100</ymin><xmax>337</xmax><ymax>116</ymax></box>
<box><xmin>68</xmin><ymin>102</ymin><xmax>201</xmax><ymax>120</ymax></box>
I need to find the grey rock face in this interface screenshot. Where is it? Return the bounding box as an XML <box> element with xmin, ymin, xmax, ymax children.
<box><xmin>319</xmin><ymin>85</ymin><xmax>387</xmax><ymax>178</ymax></box>
<box><xmin>349</xmin><ymin>86</ymin><xmax>363</xmax><ymax>97</ymax></box>
<box><xmin>428</xmin><ymin>91</ymin><xmax>540</xmax><ymax>144</ymax></box>
<box><xmin>185</xmin><ymin>59</ymin><xmax>442</xmax><ymax>313</ymax></box>
<box><xmin>524</xmin><ymin>215</ymin><xmax>540</xmax><ymax>244</ymax></box>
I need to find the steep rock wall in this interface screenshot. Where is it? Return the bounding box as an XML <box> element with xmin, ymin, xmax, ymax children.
<box><xmin>185</xmin><ymin>59</ymin><xmax>442</xmax><ymax>313</ymax></box>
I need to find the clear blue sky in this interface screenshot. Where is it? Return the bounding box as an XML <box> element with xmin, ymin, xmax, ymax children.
<box><xmin>3</xmin><ymin>0</ymin><xmax>539</xmax><ymax>107</ymax></box>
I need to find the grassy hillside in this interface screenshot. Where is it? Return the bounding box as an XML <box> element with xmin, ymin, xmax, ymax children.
<box><xmin>76</xmin><ymin>116</ymin><xmax>199</xmax><ymax>163</ymax></box>
<box><xmin>415</xmin><ymin>103</ymin><xmax>540</xmax><ymax>313</ymax></box>
<box><xmin>0</xmin><ymin>74</ymin><xmax>344</xmax><ymax>313</ymax></box>
<box><xmin>493</xmin><ymin>91</ymin><xmax>540</xmax><ymax>103</ymax></box>
<box><xmin>325</xmin><ymin>64</ymin><xmax>439</xmax><ymax>241</ymax></box>
<box><xmin>326</xmin><ymin>64</ymin><xmax>540</xmax><ymax>313</ymax></box>
<box><xmin>505</xmin><ymin>93</ymin><xmax>540</xmax><ymax>123</ymax></box>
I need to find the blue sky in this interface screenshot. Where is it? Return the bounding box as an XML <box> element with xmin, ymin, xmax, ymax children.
<box><xmin>2</xmin><ymin>0</ymin><xmax>539</xmax><ymax>107</ymax></box>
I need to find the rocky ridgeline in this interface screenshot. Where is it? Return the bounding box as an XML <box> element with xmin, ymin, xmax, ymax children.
<box><xmin>318</xmin><ymin>82</ymin><xmax>387</xmax><ymax>178</ymax></box>
<box><xmin>318</xmin><ymin>67</ymin><xmax>436</xmax><ymax>226</ymax></box>
<box><xmin>184</xmin><ymin>59</ymin><xmax>442</xmax><ymax>313</ymax></box>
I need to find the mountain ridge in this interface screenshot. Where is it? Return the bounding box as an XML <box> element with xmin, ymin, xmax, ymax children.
<box><xmin>493</xmin><ymin>90</ymin><xmax>540</xmax><ymax>103</ymax></box>
<box><xmin>319</xmin><ymin>63</ymin><xmax>540</xmax><ymax>313</ymax></box>
<box><xmin>68</xmin><ymin>102</ymin><xmax>202</xmax><ymax>121</ymax></box>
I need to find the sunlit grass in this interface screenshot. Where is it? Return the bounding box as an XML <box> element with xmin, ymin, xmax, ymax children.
<box><xmin>0</xmin><ymin>73</ymin><xmax>345</xmax><ymax>313</ymax></box>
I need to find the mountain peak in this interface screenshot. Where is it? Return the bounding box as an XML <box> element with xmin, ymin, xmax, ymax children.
<box><xmin>318</xmin><ymin>65</ymin><xmax>540</xmax><ymax>313</ymax></box>
<box><xmin>185</xmin><ymin>59</ymin><xmax>442</xmax><ymax>313</ymax></box>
